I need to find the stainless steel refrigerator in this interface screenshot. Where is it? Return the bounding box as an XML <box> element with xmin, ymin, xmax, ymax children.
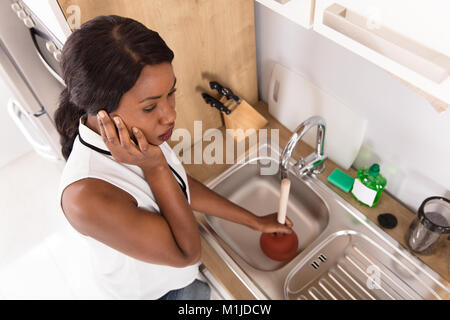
<box><xmin>0</xmin><ymin>0</ymin><xmax>69</xmax><ymax>163</ymax></box>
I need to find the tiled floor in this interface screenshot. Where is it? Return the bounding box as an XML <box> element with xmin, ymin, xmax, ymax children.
<box><xmin>0</xmin><ymin>151</ymin><xmax>65</xmax><ymax>267</ymax></box>
<box><xmin>0</xmin><ymin>151</ymin><xmax>104</xmax><ymax>299</ymax></box>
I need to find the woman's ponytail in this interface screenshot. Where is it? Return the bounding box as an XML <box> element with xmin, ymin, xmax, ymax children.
<box><xmin>54</xmin><ymin>88</ymin><xmax>85</xmax><ymax>160</ymax></box>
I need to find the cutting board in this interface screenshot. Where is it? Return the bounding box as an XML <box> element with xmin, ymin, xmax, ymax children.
<box><xmin>268</xmin><ymin>63</ymin><xmax>367</xmax><ymax>170</ymax></box>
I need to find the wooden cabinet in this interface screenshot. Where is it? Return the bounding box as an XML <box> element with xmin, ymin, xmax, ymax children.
<box><xmin>255</xmin><ymin>0</ymin><xmax>315</xmax><ymax>28</ymax></box>
<box><xmin>56</xmin><ymin>0</ymin><xmax>258</xmax><ymax>147</ymax></box>
<box><xmin>313</xmin><ymin>0</ymin><xmax>450</xmax><ymax>113</ymax></box>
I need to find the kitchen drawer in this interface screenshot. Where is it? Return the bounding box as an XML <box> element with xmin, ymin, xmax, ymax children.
<box><xmin>313</xmin><ymin>0</ymin><xmax>450</xmax><ymax>112</ymax></box>
<box><xmin>255</xmin><ymin>0</ymin><xmax>315</xmax><ymax>28</ymax></box>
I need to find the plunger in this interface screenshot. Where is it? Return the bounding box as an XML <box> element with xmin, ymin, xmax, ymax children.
<box><xmin>260</xmin><ymin>178</ymin><xmax>299</xmax><ymax>261</ymax></box>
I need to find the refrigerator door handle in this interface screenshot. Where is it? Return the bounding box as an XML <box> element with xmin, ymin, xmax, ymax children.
<box><xmin>7</xmin><ymin>98</ymin><xmax>59</xmax><ymax>161</ymax></box>
<box><xmin>29</xmin><ymin>28</ymin><xmax>65</xmax><ymax>86</ymax></box>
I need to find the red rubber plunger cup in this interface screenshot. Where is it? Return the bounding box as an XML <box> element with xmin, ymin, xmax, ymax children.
<box><xmin>260</xmin><ymin>178</ymin><xmax>298</xmax><ymax>261</ymax></box>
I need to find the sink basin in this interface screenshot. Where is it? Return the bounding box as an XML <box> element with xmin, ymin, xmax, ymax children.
<box><xmin>285</xmin><ymin>230</ymin><xmax>444</xmax><ymax>300</ymax></box>
<box><xmin>197</xmin><ymin>143</ymin><xmax>449</xmax><ymax>299</ymax></box>
<box><xmin>206</xmin><ymin>158</ymin><xmax>329</xmax><ymax>271</ymax></box>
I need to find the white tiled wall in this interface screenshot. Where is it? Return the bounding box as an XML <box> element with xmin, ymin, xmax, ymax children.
<box><xmin>254</xmin><ymin>3</ymin><xmax>450</xmax><ymax>212</ymax></box>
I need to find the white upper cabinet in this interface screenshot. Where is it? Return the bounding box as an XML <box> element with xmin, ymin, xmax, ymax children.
<box><xmin>314</xmin><ymin>0</ymin><xmax>450</xmax><ymax>113</ymax></box>
<box><xmin>255</xmin><ymin>0</ymin><xmax>315</xmax><ymax>29</ymax></box>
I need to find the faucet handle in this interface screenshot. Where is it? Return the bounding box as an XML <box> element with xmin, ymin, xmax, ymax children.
<box><xmin>294</xmin><ymin>153</ymin><xmax>328</xmax><ymax>176</ymax></box>
<box><xmin>293</xmin><ymin>158</ymin><xmax>306</xmax><ymax>176</ymax></box>
<box><xmin>312</xmin><ymin>156</ymin><xmax>327</xmax><ymax>174</ymax></box>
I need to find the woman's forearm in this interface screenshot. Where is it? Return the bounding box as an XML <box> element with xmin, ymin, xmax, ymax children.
<box><xmin>187</xmin><ymin>175</ymin><xmax>261</xmax><ymax>230</ymax></box>
<box><xmin>144</xmin><ymin>166</ymin><xmax>201</xmax><ymax>262</ymax></box>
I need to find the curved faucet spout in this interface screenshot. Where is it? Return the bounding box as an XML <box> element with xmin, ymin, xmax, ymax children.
<box><xmin>280</xmin><ymin>116</ymin><xmax>327</xmax><ymax>179</ymax></box>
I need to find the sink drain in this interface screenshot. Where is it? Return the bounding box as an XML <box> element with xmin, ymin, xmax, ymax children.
<box><xmin>311</xmin><ymin>254</ymin><xmax>328</xmax><ymax>269</ymax></box>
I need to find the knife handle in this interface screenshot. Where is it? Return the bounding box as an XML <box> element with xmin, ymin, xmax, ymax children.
<box><xmin>209</xmin><ymin>81</ymin><xmax>241</xmax><ymax>103</ymax></box>
<box><xmin>201</xmin><ymin>93</ymin><xmax>231</xmax><ymax>115</ymax></box>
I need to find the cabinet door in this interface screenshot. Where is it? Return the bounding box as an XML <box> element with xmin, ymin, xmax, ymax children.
<box><xmin>314</xmin><ymin>0</ymin><xmax>450</xmax><ymax>113</ymax></box>
<box><xmin>255</xmin><ymin>0</ymin><xmax>315</xmax><ymax>28</ymax></box>
<box><xmin>57</xmin><ymin>0</ymin><xmax>258</xmax><ymax>146</ymax></box>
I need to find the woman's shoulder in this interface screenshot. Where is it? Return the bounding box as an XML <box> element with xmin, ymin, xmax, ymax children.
<box><xmin>59</xmin><ymin>137</ymin><xmax>138</xmax><ymax>200</ymax></box>
<box><xmin>61</xmin><ymin>177</ymin><xmax>138</xmax><ymax>234</ymax></box>
<box><xmin>63</xmin><ymin>177</ymin><xmax>137</xmax><ymax>207</ymax></box>
<box><xmin>60</xmin><ymin>136</ymin><xmax>139</xmax><ymax>217</ymax></box>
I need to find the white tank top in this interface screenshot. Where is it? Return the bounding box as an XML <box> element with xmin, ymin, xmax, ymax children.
<box><xmin>57</xmin><ymin>114</ymin><xmax>199</xmax><ymax>299</ymax></box>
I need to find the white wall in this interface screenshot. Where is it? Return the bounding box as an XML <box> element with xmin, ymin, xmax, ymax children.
<box><xmin>254</xmin><ymin>3</ymin><xmax>450</xmax><ymax>211</ymax></box>
<box><xmin>0</xmin><ymin>75</ymin><xmax>32</xmax><ymax>168</ymax></box>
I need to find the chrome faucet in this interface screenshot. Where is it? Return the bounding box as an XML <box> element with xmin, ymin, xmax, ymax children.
<box><xmin>280</xmin><ymin>116</ymin><xmax>327</xmax><ymax>179</ymax></box>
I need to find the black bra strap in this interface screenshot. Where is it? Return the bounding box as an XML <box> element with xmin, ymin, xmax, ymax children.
<box><xmin>168</xmin><ymin>165</ymin><xmax>188</xmax><ymax>200</ymax></box>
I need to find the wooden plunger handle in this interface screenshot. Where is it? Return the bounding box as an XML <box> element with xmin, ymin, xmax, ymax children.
<box><xmin>277</xmin><ymin>178</ymin><xmax>291</xmax><ymax>225</ymax></box>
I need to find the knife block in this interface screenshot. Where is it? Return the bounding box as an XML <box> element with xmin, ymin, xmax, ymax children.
<box><xmin>219</xmin><ymin>96</ymin><xmax>268</xmax><ymax>142</ymax></box>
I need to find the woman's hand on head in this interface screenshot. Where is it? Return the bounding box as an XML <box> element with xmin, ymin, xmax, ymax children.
<box><xmin>97</xmin><ymin>110</ymin><xmax>166</xmax><ymax>172</ymax></box>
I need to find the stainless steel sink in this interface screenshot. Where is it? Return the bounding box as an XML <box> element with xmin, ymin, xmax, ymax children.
<box><xmin>196</xmin><ymin>143</ymin><xmax>449</xmax><ymax>300</ymax></box>
<box><xmin>206</xmin><ymin>157</ymin><xmax>328</xmax><ymax>272</ymax></box>
<box><xmin>285</xmin><ymin>230</ymin><xmax>445</xmax><ymax>300</ymax></box>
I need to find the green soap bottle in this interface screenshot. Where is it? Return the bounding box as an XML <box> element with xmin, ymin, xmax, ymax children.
<box><xmin>351</xmin><ymin>164</ymin><xmax>387</xmax><ymax>207</ymax></box>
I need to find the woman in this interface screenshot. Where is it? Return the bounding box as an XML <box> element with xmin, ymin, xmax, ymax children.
<box><xmin>56</xmin><ymin>15</ymin><xmax>292</xmax><ymax>300</ymax></box>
